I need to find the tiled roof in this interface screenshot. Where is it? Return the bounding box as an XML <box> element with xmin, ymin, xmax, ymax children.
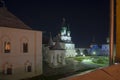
<box><xmin>0</xmin><ymin>7</ymin><xmax>31</xmax><ymax>30</ymax></box>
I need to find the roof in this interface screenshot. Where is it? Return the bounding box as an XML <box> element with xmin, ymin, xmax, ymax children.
<box><xmin>0</xmin><ymin>7</ymin><xmax>31</xmax><ymax>30</ymax></box>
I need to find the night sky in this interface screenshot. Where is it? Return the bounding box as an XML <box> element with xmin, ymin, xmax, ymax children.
<box><xmin>4</xmin><ymin>0</ymin><xmax>110</xmax><ymax>47</ymax></box>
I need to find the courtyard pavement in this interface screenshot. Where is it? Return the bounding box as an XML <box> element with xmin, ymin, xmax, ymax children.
<box><xmin>43</xmin><ymin>58</ymin><xmax>104</xmax><ymax>79</ymax></box>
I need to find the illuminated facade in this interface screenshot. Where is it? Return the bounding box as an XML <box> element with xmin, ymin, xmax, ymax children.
<box><xmin>77</xmin><ymin>37</ymin><xmax>110</xmax><ymax>56</ymax></box>
<box><xmin>43</xmin><ymin>35</ymin><xmax>66</xmax><ymax>68</ymax></box>
<box><xmin>0</xmin><ymin>7</ymin><xmax>42</xmax><ymax>80</ymax></box>
<box><xmin>59</xmin><ymin>18</ymin><xmax>77</xmax><ymax>57</ymax></box>
<box><xmin>89</xmin><ymin>44</ymin><xmax>101</xmax><ymax>56</ymax></box>
<box><xmin>43</xmin><ymin>18</ymin><xmax>77</xmax><ymax>68</ymax></box>
<box><xmin>60</xmin><ymin>27</ymin><xmax>71</xmax><ymax>42</ymax></box>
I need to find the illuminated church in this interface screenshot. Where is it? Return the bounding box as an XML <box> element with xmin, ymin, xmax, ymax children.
<box><xmin>58</xmin><ymin>18</ymin><xmax>77</xmax><ymax>57</ymax></box>
<box><xmin>0</xmin><ymin>1</ymin><xmax>42</xmax><ymax>80</ymax></box>
<box><xmin>43</xmin><ymin>18</ymin><xmax>77</xmax><ymax>68</ymax></box>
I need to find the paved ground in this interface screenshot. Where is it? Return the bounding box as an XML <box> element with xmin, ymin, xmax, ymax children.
<box><xmin>43</xmin><ymin>58</ymin><xmax>102</xmax><ymax>79</ymax></box>
<box><xmin>23</xmin><ymin>58</ymin><xmax>107</xmax><ymax>80</ymax></box>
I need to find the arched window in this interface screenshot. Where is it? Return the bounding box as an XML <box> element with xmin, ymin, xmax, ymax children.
<box><xmin>3</xmin><ymin>63</ymin><xmax>13</xmax><ymax>75</ymax></box>
<box><xmin>20</xmin><ymin>37</ymin><xmax>29</xmax><ymax>53</ymax></box>
<box><xmin>25</xmin><ymin>61</ymin><xmax>32</xmax><ymax>72</ymax></box>
<box><xmin>27</xmin><ymin>65</ymin><xmax>32</xmax><ymax>72</ymax></box>
<box><xmin>4</xmin><ymin>42</ymin><xmax>11</xmax><ymax>53</ymax></box>
<box><xmin>6</xmin><ymin>67</ymin><xmax>12</xmax><ymax>75</ymax></box>
<box><xmin>23</xmin><ymin>43</ymin><xmax>28</xmax><ymax>53</ymax></box>
<box><xmin>1</xmin><ymin>36</ymin><xmax>11</xmax><ymax>53</ymax></box>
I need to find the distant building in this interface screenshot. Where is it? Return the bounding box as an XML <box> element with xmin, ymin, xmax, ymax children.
<box><xmin>43</xmin><ymin>34</ymin><xmax>66</xmax><ymax>68</ymax></box>
<box><xmin>78</xmin><ymin>37</ymin><xmax>110</xmax><ymax>56</ymax></box>
<box><xmin>89</xmin><ymin>44</ymin><xmax>101</xmax><ymax>56</ymax></box>
<box><xmin>59</xmin><ymin>18</ymin><xmax>77</xmax><ymax>57</ymax></box>
<box><xmin>88</xmin><ymin>36</ymin><xmax>101</xmax><ymax>56</ymax></box>
<box><xmin>101</xmin><ymin>44</ymin><xmax>109</xmax><ymax>56</ymax></box>
<box><xmin>0</xmin><ymin>5</ymin><xmax>42</xmax><ymax>80</ymax></box>
<box><xmin>101</xmin><ymin>37</ymin><xmax>109</xmax><ymax>56</ymax></box>
<box><xmin>43</xmin><ymin>18</ymin><xmax>77</xmax><ymax>68</ymax></box>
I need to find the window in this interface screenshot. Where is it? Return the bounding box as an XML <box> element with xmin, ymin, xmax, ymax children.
<box><xmin>21</xmin><ymin>37</ymin><xmax>29</xmax><ymax>53</ymax></box>
<box><xmin>23</xmin><ymin>43</ymin><xmax>28</xmax><ymax>53</ymax></box>
<box><xmin>3</xmin><ymin>64</ymin><xmax>13</xmax><ymax>75</ymax></box>
<box><xmin>27</xmin><ymin>65</ymin><xmax>32</xmax><ymax>72</ymax></box>
<box><xmin>4</xmin><ymin>42</ymin><xmax>10</xmax><ymax>53</ymax></box>
<box><xmin>25</xmin><ymin>61</ymin><xmax>32</xmax><ymax>72</ymax></box>
<box><xmin>6</xmin><ymin>67</ymin><xmax>12</xmax><ymax>75</ymax></box>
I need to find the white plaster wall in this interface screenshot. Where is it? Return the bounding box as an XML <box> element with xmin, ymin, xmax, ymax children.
<box><xmin>60</xmin><ymin>43</ymin><xmax>75</xmax><ymax>49</ymax></box>
<box><xmin>0</xmin><ymin>27</ymin><xmax>42</xmax><ymax>80</ymax></box>
<box><xmin>48</xmin><ymin>50</ymin><xmax>66</xmax><ymax>67</ymax></box>
<box><xmin>65</xmin><ymin>50</ymin><xmax>77</xmax><ymax>57</ymax></box>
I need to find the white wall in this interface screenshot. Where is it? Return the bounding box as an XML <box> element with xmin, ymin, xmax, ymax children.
<box><xmin>0</xmin><ymin>27</ymin><xmax>42</xmax><ymax>80</ymax></box>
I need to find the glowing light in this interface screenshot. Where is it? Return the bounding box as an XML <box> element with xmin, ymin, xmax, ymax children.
<box><xmin>93</xmin><ymin>51</ymin><xmax>96</xmax><ymax>55</ymax></box>
<box><xmin>83</xmin><ymin>54</ymin><xmax>85</xmax><ymax>57</ymax></box>
<box><xmin>82</xmin><ymin>59</ymin><xmax>92</xmax><ymax>63</ymax></box>
<box><xmin>5</xmin><ymin>42</ymin><xmax>10</xmax><ymax>50</ymax></box>
<box><xmin>114</xmin><ymin>63</ymin><xmax>119</xmax><ymax>65</ymax></box>
<box><xmin>4</xmin><ymin>42</ymin><xmax>11</xmax><ymax>53</ymax></box>
<box><xmin>80</xmin><ymin>52</ymin><xmax>83</xmax><ymax>55</ymax></box>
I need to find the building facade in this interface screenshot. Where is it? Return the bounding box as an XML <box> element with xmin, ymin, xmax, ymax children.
<box><xmin>59</xmin><ymin>18</ymin><xmax>77</xmax><ymax>57</ymax></box>
<box><xmin>43</xmin><ymin>18</ymin><xmax>77</xmax><ymax>68</ymax></box>
<box><xmin>43</xmin><ymin>35</ymin><xmax>66</xmax><ymax>68</ymax></box>
<box><xmin>0</xmin><ymin>6</ymin><xmax>42</xmax><ymax>80</ymax></box>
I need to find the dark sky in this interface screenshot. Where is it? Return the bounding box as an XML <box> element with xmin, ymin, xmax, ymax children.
<box><xmin>5</xmin><ymin>0</ymin><xmax>110</xmax><ymax>47</ymax></box>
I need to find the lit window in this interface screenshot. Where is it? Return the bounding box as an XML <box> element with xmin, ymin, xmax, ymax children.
<box><xmin>23</xmin><ymin>43</ymin><xmax>28</xmax><ymax>53</ymax></box>
<box><xmin>4</xmin><ymin>42</ymin><xmax>10</xmax><ymax>53</ymax></box>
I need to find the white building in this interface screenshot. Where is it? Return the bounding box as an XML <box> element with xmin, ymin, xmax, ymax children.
<box><xmin>43</xmin><ymin>18</ymin><xmax>77</xmax><ymax>68</ymax></box>
<box><xmin>59</xmin><ymin>18</ymin><xmax>77</xmax><ymax>57</ymax></box>
<box><xmin>43</xmin><ymin>35</ymin><xmax>66</xmax><ymax>68</ymax></box>
<box><xmin>0</xmin><ymin>6</ymin><xmax>42</xmax><ymax>80</ymax></box>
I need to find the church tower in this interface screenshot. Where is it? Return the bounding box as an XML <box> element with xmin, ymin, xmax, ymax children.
<box><xmin>60</xmin><ymin>18</ymin><xmax>72</xmax><ymax>42</ymax></box>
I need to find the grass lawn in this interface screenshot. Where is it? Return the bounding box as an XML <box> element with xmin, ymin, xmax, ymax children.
<box><xmin>73</xmin><ymin>56</ymin><xmax>109</xmax><ymax>67</ymax></box>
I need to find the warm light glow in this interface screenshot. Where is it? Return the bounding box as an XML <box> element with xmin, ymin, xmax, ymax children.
<box><xmin>4</xmin><ymin>42</ymin><xmax>10</xmax><ymax>53</ymax></box>
<box><xmin>5</xmin><ymin>42</ymin><xmax>10</xmax><ymax>50</ymax></box>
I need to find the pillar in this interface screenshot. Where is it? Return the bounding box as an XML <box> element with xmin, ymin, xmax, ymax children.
<box><xmin>116</xmin><ymin>0</ymin><xmax>120</xmax><ymax>62</ymax></box>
